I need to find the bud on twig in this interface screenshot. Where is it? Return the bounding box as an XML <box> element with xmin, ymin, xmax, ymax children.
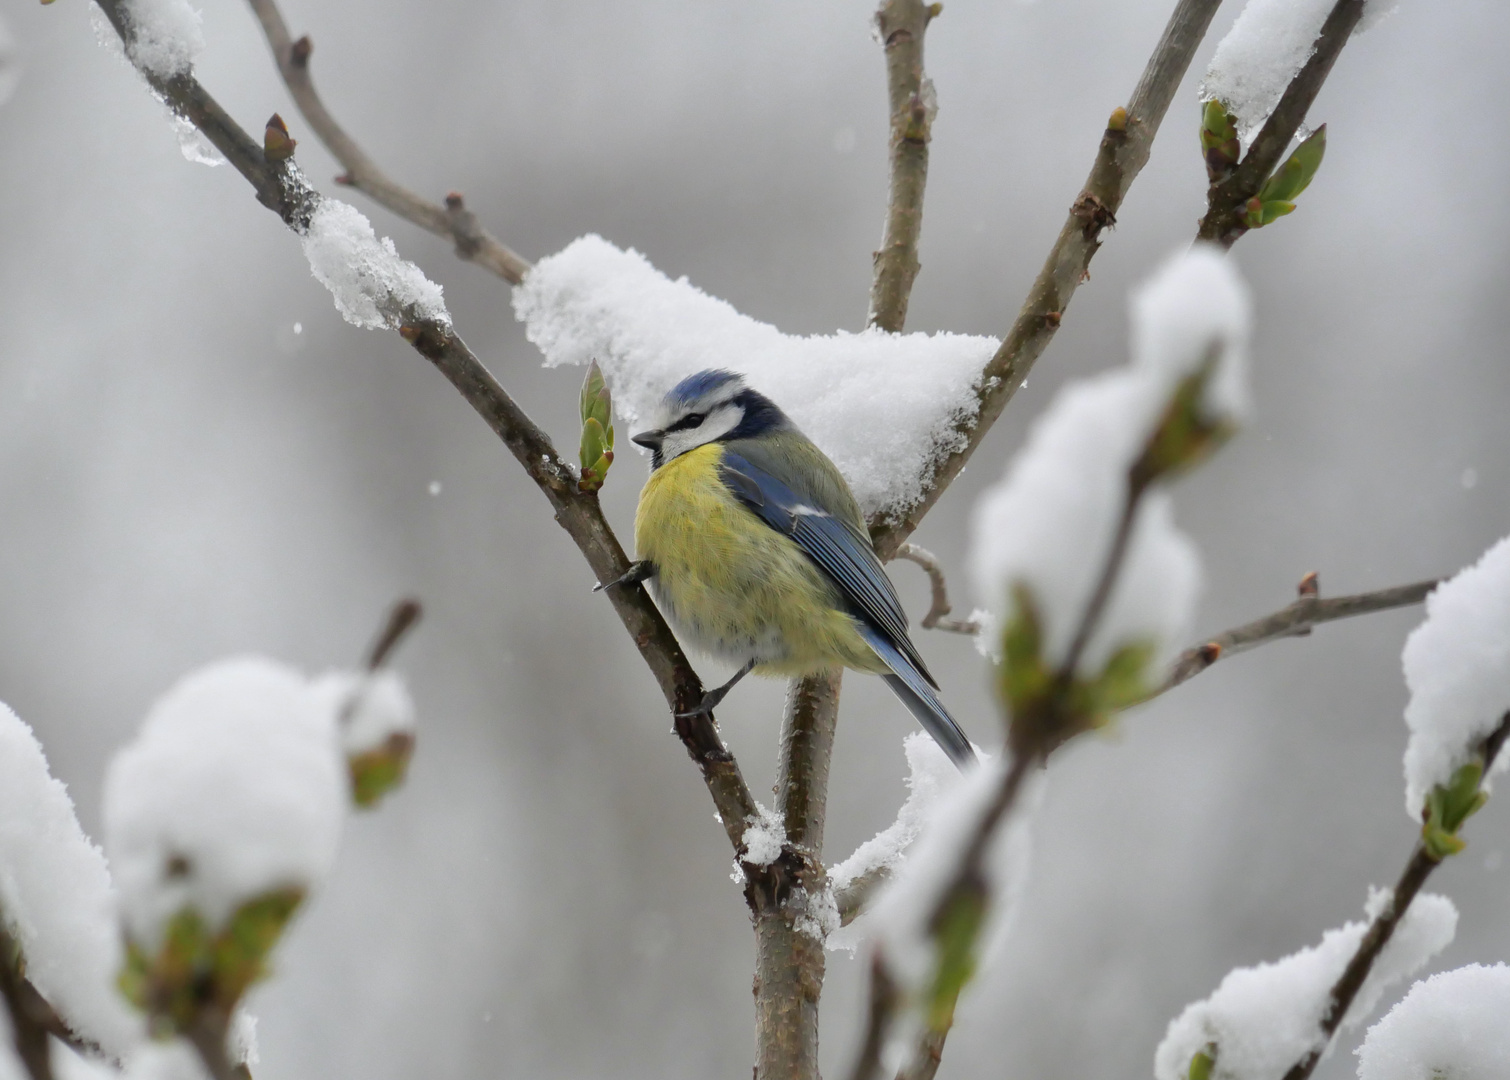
<box><xmin>578</xmin><ymin>360</ymin><xmax>615</xmax><ymax>492</ymax></box>
<box><xmin>263</xmin><ymin>113</ymin><xmax>297</xmax><ymax>162</ymax></box>
<box><xmin>1243</xmin><ymin>125</ymin><xmax>1326</xmax><ymax>231</ymax></box>
<box><xmin>1199</xmin><ymin>99</ymin><xmax>1240</xmax><ymax>182</ymax></box>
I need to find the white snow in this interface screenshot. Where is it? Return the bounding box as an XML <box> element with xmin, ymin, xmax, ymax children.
<box><xmin>0</xmin><ymin>703</ymin><xmax>144</xmax><ymax>1056</ymax></box>
<box><xmin>741</xmin><ymin>804</ymin><xmax>786</xmax><ymax>867</ymax></box>
<box><xmin>1401</xmin><ymin>535</ymin><xmax>1510</xmax><ymax>817</ymax></box>
<box><xmin>301</xmin><ymin>199</ymin><xmax>450</xmax><ymax>332</ymax></box>
<box><xmin>1203</xmin><ymin>0</ymin><xmax>1401</xmax><ymax>140</ymax></box>
<box><xmin>310</xmin><ymin>669</ymin><xmax>417</xmax><ymax>756</ymax></box>
<box><xmin>118</xmin><ymin>0</ymin><xmax>204</xmax><ymax>79</ymax></box>
<box><xmin>1154</xmin><ymin>890</ymin><xmax>1458</xmax><ymax>1080</ymax></box>
<box><xmin>969</xmin><ymin>248</ymin><xmax>1249</xmax><ymax>677</ymax></box>
<box><xmin>512</xmin><ymin>234</ymin><xmax>1000</xmax><ymax>518</ymax></box>
<box><xmin>867</xmin><ymin>753</ymin><xmax>1039</xmax><ymax>999</ymax></box>
<box><xmin>829</xmin><ymin>732</ymin><xmax>963</xmax><ymax>953</ymax></box>
<box><xmin>1356</xmin><ymin>963</ymin><xmax>1510</xmax><ymax>1080</ymax></box>
<box><xmin>103</xmin><ymin>657</ymin><xmax>347</xmax><ymax>951</ymax></box>
<box><xmin>170</xmin><ymin>113</ymin><xmax>224</xmax><ymax>167</ymax></box>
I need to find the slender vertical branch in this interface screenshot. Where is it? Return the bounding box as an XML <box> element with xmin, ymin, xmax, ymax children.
<box><xmin>869</xmin><ymin>0</ymin><xmax>1224</xmax><ymax>560</ymax></box>
<box><xmin>0</xmin><ymin>924</ymin><xmax>54</xmax><ymax>1080</ymax></box>
<box><xmin>1280</xmin><ymin>713</ymin><xmax>1510</xmax><ymax>1080</ymax></box>
<box><xmin>1198</xmin><ymin>0</ymin><xmax>1366</xmax><ymax>247</ymax></box>
<box><xmin>869</xmin><ymin>0</ymin><xmax>940</xmax><ymax>332</ymax></box>
<box><xmin>244</xmin><ymin>0</ymin><xmax>532</xmax><ymax>282</ymax></box>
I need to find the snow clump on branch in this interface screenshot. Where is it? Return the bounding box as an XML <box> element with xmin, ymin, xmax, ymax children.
<box><xmin>0</xmin><ymin>704</ymin><xmax>144</xmax><ymax>1056</ymax></box>
<box><xmin>118</xmin><ymin>0</ymin><xmax>205</xmax><ymax>79</ymax></box>
<box><xmin>1154</xmin><ymin>890</ymin><xmax>1456</xmax><ymax>1080</ymax></box>
<box><xmin>1400</xmin><ymin>535</ymin><xmax>1510</xmax><ymax>818</ymax></box>
<box><xmin>302</xmin><ymin>199</ymin><xmax>450</xmax><ymax>333</ymax></box>
<box><xmin>1203</xmin><ymin>0</ymin><xmax>1402</xmax><ymax>140</ymax></box>
<box><xmin>512</xmin><ymin>234</ymin><xmax>999</xmax><ymax>518</ymax></box>
<box><xmin>1355</xmin><ymin>963</ymin><xmax>1510</xmax><ymax>1080</ymax></box>
<box><xmin>969</xmin><ymin>246</ymin><xmax>1251</xmax><ymax>678</ymax></box>
<box><xmin>103</xmin><ymin>657</ymin><xmax>348</xmax><ymax>951</ymax></box>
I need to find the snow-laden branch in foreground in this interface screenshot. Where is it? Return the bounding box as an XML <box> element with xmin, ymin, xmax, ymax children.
<box><xmin>1202</xmin><ymin>0</ymin><xmax>1402</xmax><ymax>140</ymax></box>
<box><xmin>1356</xmin><ymin>963</ymin><xmax>1510</xmax><ymax>1080</ymax></box>
<box><xmin>828</xmin><ymin>733</ymin><xmax>962</xmax><ymax>941</ymax></box>
<box><xmin>1400</xmin><ymin>535</ymin><xmax>1510</xmax><ymax>819</ymax></box>
<box><xmin>301</xmin><ymin>199</ymin><xmax>451</xmax><ymax>332</ymax></box>
<box><xmin>0</xmin><ymin>705</ymin><xmax>143</xmax><ymax>1058</ymax></box>
<box><xmin>1154</xmin><ymin>890</ymin><xmax>1456</xmax><ymax>1080</ymax></box>
<box><xmin>512</xmin><ymin>235</ymin><xmax>999</xmax><ymax>519</ymax></box>
<box><xmin>862</xmin><ymin>753</ymin><xmax>1039</xmax><ymax>1069</ymax></box>
<box><xmin>104</xmin><ymin>657</ymin><xmax>348</xmax><ymax>955</ymax></box>
<box><xmin>968</xmin><ymin>246</ymin><xmax>1251</xmax><ymax>689</ymax></box>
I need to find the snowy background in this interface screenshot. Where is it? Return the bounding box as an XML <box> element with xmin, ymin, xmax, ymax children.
<box><xmin>2</xmin><ymin>1</ymin><xmax>1509</xmax><ymax>1078</ymax></box>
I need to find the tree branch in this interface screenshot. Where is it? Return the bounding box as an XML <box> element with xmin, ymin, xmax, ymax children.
<box><xmin>868</xmin><ymin>0</ymin><xmax>939</xmax><ymax>333</ymax></box>
<box><xmin>365</xmin><ymin>597</ymin><xmax>422</xmax><ymax>670</ymax></box>
<box><xmin>89</xmin><ymin>0</ymin><xmax>759</xmax><ymax>855</ymax></box>
<box><xmin>244</xmin><ymin>0</ymin><xmax>532</xmax><ymax>284</ymax></box>
<box><xmin>1157</xmin><ymin>574</ymin><xmax>1437</xmax><ymax>697</ymax></box>
<box><xmin>1279</xmin><ymin>712</ymin><xmax>1510</xmax><ymax>1080</ymax></box>
<box><xmin>869</xmin><ymin>0</ymin><xmax>1225</xmax><ymax>560</ymax></box>
<box><xmin>895</xmin><ymin>544</ymin><xmax>982</xmax><ymax>635</ymax></box>
<box><xmin>1197</xmin><ymin>0</ymin><xmax>1366</xmax><ymax>247</ymax></box>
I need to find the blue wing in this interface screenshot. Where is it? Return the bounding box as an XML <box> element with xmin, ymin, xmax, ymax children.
<box><xmin>859</xmin><ymin>626</ymin><xmax>976</xmax><ymax>768</ymax></box>
<box><xmin>716</xmin><ymin>449</ymin><xmax>933</xmax><ymax>684</ymax></box>
<box><xmin>718</xmin><ymin>449</ymin><xmax>976</xmax><ymax>767</ymax></box>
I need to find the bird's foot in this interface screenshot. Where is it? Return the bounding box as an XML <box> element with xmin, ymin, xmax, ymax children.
<box><xmin>593</xmin><ymin>560</ymin><xmax>656</xmax><ymax>593</ymax></box>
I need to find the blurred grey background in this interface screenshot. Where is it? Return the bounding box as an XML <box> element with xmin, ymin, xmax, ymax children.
<box><xmin>1</xmin><ymin>1</ymin><xmax>1507</xmax><ymax>1077</ymax></box>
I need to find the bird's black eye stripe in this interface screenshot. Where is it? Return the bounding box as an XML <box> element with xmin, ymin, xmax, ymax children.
<box><xmin>667</xmin><ymin>412</ymin><xmax>706</xmax><ymax>432</ymax></box>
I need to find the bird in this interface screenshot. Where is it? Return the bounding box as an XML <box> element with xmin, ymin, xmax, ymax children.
<box><xmin>601</xmin><ymin>368</ymin><xmax>975</xmax><ymax>768</ymax></box>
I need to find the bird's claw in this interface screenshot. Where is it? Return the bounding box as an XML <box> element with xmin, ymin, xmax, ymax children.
<box><xmin>593</xmin><ymin>560</ymin><xmax>656</xmax><ymax>593</ymax></box>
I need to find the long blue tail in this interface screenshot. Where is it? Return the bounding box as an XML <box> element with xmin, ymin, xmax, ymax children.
<box><xmin>859</xmin><ymin>625</ymin><xmax>976</xmax><ymax>769</ymax></box>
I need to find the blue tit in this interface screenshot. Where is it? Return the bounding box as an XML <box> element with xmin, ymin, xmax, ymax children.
<box><xmin>611</xmin><ymin>369</ymin><xmax>975</xmax><ymax>768</ymax></box>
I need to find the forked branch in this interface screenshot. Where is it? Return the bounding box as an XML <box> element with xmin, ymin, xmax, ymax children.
<box><xmin>244</xmin><ymin>0</ymin><xmax>531</xmax><ymax>283</ymax></box>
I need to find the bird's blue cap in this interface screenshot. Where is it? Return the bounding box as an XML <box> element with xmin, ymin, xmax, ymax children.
<box><xmin>666</xmin><ymin>369</ymin><xmax>743</xmax><ymax>408</ymax></box>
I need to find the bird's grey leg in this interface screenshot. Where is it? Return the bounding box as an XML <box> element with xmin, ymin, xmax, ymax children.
<box><xmin>593</xmin><ymin>559</ymin><xmax>657</xmax><ymax>593</ymax></box>
<box><xmin>677</xmin><ymin>658</ymin><xmax>757</xmax><ymax>718</ymax></box>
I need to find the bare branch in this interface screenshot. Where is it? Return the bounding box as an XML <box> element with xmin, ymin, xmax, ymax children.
<box><xmin>244</xmin><ymin>0</ymin><xmax>532</xmax><ymax>284</ymax></box>
<box><xmin>365</xmin><ymin>597</ymin><xmax>423</xmax><ymax>670</ymax></box>
<box><xmin>1280</xmin><ymin>712</ymin><xmax>1510</xmax><ymax>1080</ymax></box>
<box><xmin>1</xmin><ymin>924</ymin><xmax>56</xmax><ymax>1080</ymax></box>
<box><xmin>835</xmin><ymin>865</ymin><xmax>891</xmax><ymax>928</ymax></box>
<box><xmin>845</xmin><ymin>955</ymin><xmax>899</xmax><ymax>1080</ymax></box>
<box><xmin>869</xmin><ymin>0</ymin><xmax>1225</xmax><ymax>560</ymax></box>
<box><xmin>895</xmin><ymin>544</ymin><xmax>982</xmax><ymax>635</ymax></box>
<box><xmin>896</xmin><ymin>1029</ymin><xmax>947</xmax><ymax>1080</ymax></box>
<box><xmin>1158</xmin><ymin>575</ymin><xmax>1437</xmax><ymax>697</ymax></box>
<box><xmin>868</xmin><ymin>0</ymin><xmax>939</xmax><ymax>332</ymax></box>
<box><xmin>89</xmin><ymin>0</ymin><xmax>759</xmax><ymax>854</ymax></box>
<box><xmin>1199</xmin><ymin>0</ymin><xmax>1366</xmax><ymax>247</ymax></box>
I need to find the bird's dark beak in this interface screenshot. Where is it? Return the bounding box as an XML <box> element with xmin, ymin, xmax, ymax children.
<box><xmin>631</xmin><ymin>429</ymin><xmax>665</xmax><ymax>450</ymax></box>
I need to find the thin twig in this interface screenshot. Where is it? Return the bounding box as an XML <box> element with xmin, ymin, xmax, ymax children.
<box><xmin>897</xmin><ymin>1028</ymin><xmax>948</xmax><ymax>1080</ymax></box>
<box><xmin>868</xmin><ymin>0</ymin><xmax>939</xmax><ymax>332</ymax></box>
<box><xmin>365</xmin><ymin>598</ymin><xmax>423</xmax><ymax>670</ymax></box>
<box><xmin>1158</xmin><ymin>575</ymin><xmax>1438</xmax><ymax>697</ymax></box>
<box><xmin>1197</xmin><ymin>0</ymin><xmax>1366</xmax><ymax>247</ymax></box>
<box><xmin>869</xmin><ymin>0</ymin><xmax>1225</xmax><ymax>560</ymax></box>
<box><xmin>845</xmin><ymin>955</ymin><xmax>899</xmax><ymax>1080</ymax></box>
<box><xmin>1</xmin><ymin>923</ymin><xmax>55</xmax><ymax>1080</ymax></box>
<box><xmin>90</xmin><ymin>0</ymin><xmax>759</xmax><ymax>854</ymax></box>
<box><xmin>896</xmin><ymin>544</ymin><xmax>982</xmax><ymax>635</ymax></box>
<box><xmin>1279</xmin><ymin>712</ymin><xmax>1510</xmax><ymax>1080</ymax></box>
<box><xmin>244</xmin><ymin>0</ymin><xmax>531</xmax><ymax>284</ymax></box>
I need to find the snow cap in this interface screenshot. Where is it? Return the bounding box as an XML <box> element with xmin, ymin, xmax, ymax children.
<box><xmin>104</xmin><ymin>657</ymin><xmax>348</xmax><ymax>950</ymax></box>
<box><xmin>512</xmin><ymin>234</ymin><xmax>999</xmax><ymax>518</ymax></box>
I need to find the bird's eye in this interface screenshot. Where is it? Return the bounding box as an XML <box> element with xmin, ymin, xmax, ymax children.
<box><xmin>683</xmin><ymin>412</ymin><xmax>706</xmax><ymax>428</ymax></box>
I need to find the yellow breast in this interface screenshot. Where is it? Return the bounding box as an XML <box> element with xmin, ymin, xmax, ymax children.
<box><xmin>633</xmin><ymin>444</ymin><xmax>887</xmax><ymax>676</ymax></box>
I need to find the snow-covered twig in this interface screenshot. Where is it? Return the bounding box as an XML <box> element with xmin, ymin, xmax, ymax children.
<box><xmin>895</xmin><ymin>544</ymin><xmax>983</xmax><ymax>635</ymax></box>
<box><xmin>1279</xmin><ymin>711</ymin><xmax>1510</xmax><ymax>1080</ymax></box>
<box><xmin>87</xmin><ymin>0</ymin><xmax>761</xmax><ymax>857</ymax></box>
<box><xmin>1197</xmin><ymin>0</ymin><xmax>1367</xmax><ymax>247</ymax></box>
<box><xmin>1158</xmin><ymin>574</ymin><xmax>1439</xmax><ymax>696</ymax></box>
<box><xmin>244</xmin><ymin>0</ymin><xmax>531</xmax><ymax>284</ymax></box>
<box><xmin>869</xmin><ymin>0</ymin><xmax>939</xmax><ymax>333</ymax></box>
<box><xmin>868</xmin><ymin>0</ymin><xmax>1225</xmax><ymax>560</ymax></box>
